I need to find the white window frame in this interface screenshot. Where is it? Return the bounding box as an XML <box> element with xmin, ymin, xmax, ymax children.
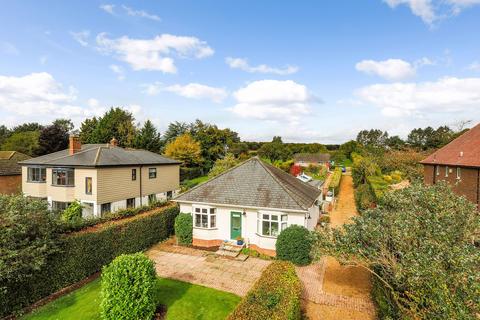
<box><xmin>435</xmin><ymin>165</ymin><xmax>439</xmax><ymax>176</ymax></box>
<box><xmin>456</xmin><ymin>167</ymin><xmax>461</xmax><ymax>180</ymax></box>
<box><xmin>27</xmin><ymin>167</ymin><xmax>46</xmax><ymax>183</ymax></box>
<box><xmin>257</xmin><ymin>211</ymin><xmax>288</xmax><ymax>238</ymax></box>
<box><xmin>193</xmin><ymin>205</ymin><xmax>216</xmax><ymax>229</ymax></box>
<box><xmin>445</xmin><ymin>166</ymin><xmax>449</xmax><ymax>178</ymax></box>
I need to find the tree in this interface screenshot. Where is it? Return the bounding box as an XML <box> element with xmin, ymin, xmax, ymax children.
<box><xmin>1</xmin><ymin>131</ymin><xmax>39</xmax><ymax>156</ymax></box>
<box><xmin>37</xmin><ymin>122</ymin><xmax>69</xmax><ymax>156</ymax></box>
<box><xmin>314</xmin><ymin>183</ymin><xmax>480</xmax><ymax>319</ymax></box>
<box><xmin>0</xmin><ymin>125</ymin><xmax>10</xmax><ymax>146</ymax></box>
<box><xmin>79</xmin><ymin>117</ymin><xmax>98</xmax><ymax>143</ymax></box>
<box><xmin>339</xmin><ymin>140</ymin><xmax>363</xmax><ymax>159</ymax></box>
<box><xmin>11</xmin><ymin>123</ymin><xmax>43</xmax><ymax>134</ymax></box>
<box><xmin>385</xmin><ymin>135</ymin><xmax>405</xmax><ymax>150</ymax></box>
<box><xmin>164</xmin><ymin>133</ymin><xmax>202</xmax><ymax>167</ymax></box>
<box><xmin>258</xmin><ymin>136</ymin><xmax>291</xmax><ymax>161</ymax></box>
<box><xmin>52</xmin><ymin>119</ymin><xmax>74</xmax><ymax>132</ymax></box>
<box><xmin>80</xmin><ymin>108</ymin><xmax>137</xmax><ymax>147</ymax></box>
<box><xmin>0</xmin><ymin>195</ymin><xmax>58</xmax><ymax>289</ymax></box>
<box><xmin>208</xmin><ymin>153</ymin><xmax>239</xmax><ymax>178</ymax></box>
<box><xmin>356</xmin><ymin>129</ymin><xmax>389</xmax><ymax>149</ymax></box>
<box><xmin>134</xmin><ymin>120</ymin><xmax>162</xmax><ymax>153</ymax></box>
<box><xmin>162</xmin><ymin>121</ymin><xmax>190</xmax><ymax>145</ymax></box>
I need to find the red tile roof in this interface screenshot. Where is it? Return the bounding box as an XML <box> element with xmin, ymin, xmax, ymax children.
<box><xmin>420</xmin><ymin>123</ymin><xmax>480</xmax><ymax>168</ymax></box>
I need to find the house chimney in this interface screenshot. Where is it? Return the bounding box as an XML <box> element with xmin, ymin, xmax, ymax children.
<box><xmin>69</xmin><ymin>135</ymin><xmax>82</xmax><ymax>155</ymax></box>
<box><xmin>110</xmin><ymin>137</ymin><xmax>118</xmax><ymax>147</ymax></box>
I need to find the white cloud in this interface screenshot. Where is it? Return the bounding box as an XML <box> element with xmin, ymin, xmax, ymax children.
<box><xmin>109</xmin><ymin>64</ymin><xmax>125</xmax><ymax>80</ymax></box>
<box><xmin>96</xmin><ymin>33</ymin><xmax>214</xmax><ymax>73</ymax></box>
<box><xmin>164</xmin><ymin>83</ymin><xmax>227</xmax><ymax>103</ymax></box>
<box><xmin>0</xmin><ymin>72</ymin><xmax>103</xmax><ymax>124</ymax></box>
<box><xmin>384</xmin><ymin>0</ymin><xmax>480</xmax><ymax>25</ymax></box>
<box><xmin>100</xmin><ymin>4</ymin><xmax>115</xmax><ymax>14</ymax></box>
<box><xmin>225</xmin><ymin>57</ymin><xmax>298</xmax><ymax>75</ymax></box>
<box><xmin>70</xmin><ymin>30</ymin><xmax>90</xmax><ymax>47</ymax></box>
<box><xmin>0</xmin><ymin>42</ymin><xmax>19</xmax><ymax>55</ymax></box>
<box><xmin>230</xmin><ymin>80</ymin><xmax>314</xmax><ymax>125</ymax></box>
<box><xmin>356</xmin><ymin>59</ymin><xmax>416</xmax><ymax>81</ymax></box>
<box><xmin>87</xmin><ymin>98</ymin><xmax>100</xmax><ymax>108</ymax></box>
<box><xmin>356</xmin><ymin>77</ymin><xmax>480</xmax><ymax>117</ymax></box>
<box><xmin>141</xmin><ymin>82</ymin><xmax>162</xmax><ymax>95</ymax></box>
<box><xmin>121</xmin><ymin>5</ymin><xmax>161</xmax><ymax>21</ymax></box>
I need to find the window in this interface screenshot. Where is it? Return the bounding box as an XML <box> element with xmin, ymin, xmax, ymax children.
<box><xmin>85</xmin><ymin>177</ymin><xmax>92</xmax><ymax>194</ymax></box>
<box><xmin>52</xmin><ymin>168</ymin><xmax>75</xmax><ymax>186</ymax></box>
<box><xmin>27</xmin><ymin>167</ymin><xmax>46</xmax><ymax>182</ymax></box>
<box><xmin>148</xmin><ymin>194</ymin><xmax>156</xmax><ymax>205</ymax></box>
<box><xmin>132</xmin><ymin>169</ymin><xmax>137</xmax><ymax>181</ymax></box>
<box><xmin>456</xmin><ymin>167</ymin><xmax>461</xmax><ymax>180</ymax></box>
<box><xmin>149</xmin><ymin>168</ymin><xmax>157</xmax><ymax>179</ymax></box>
<box><xmin>127</xmin><ymin>198</ymin><xmax>135</xmax><ymax>208</ymax></box>
<box><xmin>194</xmin><ymin>207</ymin><xmax>216</xmax><ymax>228</ymax></box>
<box><xmin>445</xmin><ymin>166</ymin><xmax>449</xmax><ymax>178</ymax></box>
<box><xmin>435</xmin><ymin>165</ymin><xmax>440</xmax><ymax>176</ymax></box>
<box><xmin>52</xmin><ymin>201</ymin><xmax>71</xmax><ymax>211</ymax></box>
<box><xmin>101</xmin><ymin>203</ymin><xmax>111</xmax><ymax>214</ymax></box>
<box><xmin>257</xmin><ymin>213</ymin><xmax>287</xmax><ymax>237</ymax></box>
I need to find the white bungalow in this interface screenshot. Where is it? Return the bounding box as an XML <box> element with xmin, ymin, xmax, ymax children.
<box><xmin>174</xmin><ymin>157</ymin><xmax>322</xmax><ymax>256</ymax></box>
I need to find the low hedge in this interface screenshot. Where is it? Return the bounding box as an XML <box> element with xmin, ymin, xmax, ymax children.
<box><xmin>329</xmin><ymin>167</ymin><xmax>342</xmax><ymax>195</ymax></box>
<box><xmin>228</xmin><ymin>261</ymin><xmax>302</xmax><ymax>320</ymax></box>
<box><xmin>1</xmin><ymin>204</ymin><xmax>178</xmax><ymax>317</ymax></box>
<box><xmin>175</xmin><ymin>213</ymin><xmax>193</xmax><ymax>245</ymax></box>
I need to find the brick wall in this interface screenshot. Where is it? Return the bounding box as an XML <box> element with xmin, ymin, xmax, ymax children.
<box><xmin>424</xmin><ymin>164</ymin><xmax>479</xmax><ymax>205</ymax></box>
<box><xmin>0</xmin><ymin>175</ymin><xmax>22</xmax><ymax>194</ymax></box>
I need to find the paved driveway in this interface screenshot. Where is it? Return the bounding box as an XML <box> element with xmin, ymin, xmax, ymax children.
<box><xmin>147</xmin><ymin>246</ymin><xmax>271</xmax><ymax>297</ymax></box>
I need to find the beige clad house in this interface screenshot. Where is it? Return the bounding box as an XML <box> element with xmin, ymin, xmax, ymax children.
<box><xmin>20</xmin><ymin>136</ymin><xmax>180</xmax><ymax>217</ymax></box>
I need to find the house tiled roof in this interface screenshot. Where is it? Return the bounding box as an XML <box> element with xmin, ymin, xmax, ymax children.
<box><xmin>19</xmin><ymin>144</ymin><xmax>180</xmax><ymax>167</ymax></box>
<box><xmin>294</xmin><ymin>153</ymin><xmax>331</xmax><ymax>163</ymax></box>
<box><xmin>175</xmin><ymin>157</ymin><xmax>321</xmax><ymax>211</ymax></box>
<box><xmin>0</xmin><ymin>151</ymin><xmax>31</xmax><ymax>176</ymax></box>
<box><xmin>420</xmin><ymin>123</ymin><xmax>480</xmax><ymax>168</ymax></box>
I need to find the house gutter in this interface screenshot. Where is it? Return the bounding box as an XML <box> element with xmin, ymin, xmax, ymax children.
<box><xmin>173</xmin><ymin>199</ymin><xmax>309</xmax><ymax>214</ymax></box>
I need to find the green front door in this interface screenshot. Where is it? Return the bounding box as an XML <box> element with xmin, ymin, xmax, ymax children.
<box><xmin>230</xmin><ymin>212</ymin><xmax>242</xmax><ymax>240</ymax></box>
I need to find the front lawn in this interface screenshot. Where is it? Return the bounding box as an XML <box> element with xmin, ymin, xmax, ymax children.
<box><xmin>23</xmin><ymin>277</ymin><xmax>240</xmax><ymax>320</ymax></box>
<box><xmin>181</xmin><ymin>175</ymin><xmax>209</xmax><ymax>190</ymax></box>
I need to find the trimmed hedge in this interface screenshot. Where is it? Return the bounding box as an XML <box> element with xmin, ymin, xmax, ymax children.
<box><xmin>228</xmin><ymin>261</ymin><xmax>302</xmax><ymax>320</ymax></box>
<box><xmin>101</xmin><ymin>253</ymin><xmax>156</xmax><ymax>320</ymax></box>
<box><xmin>174</xmin><ymin>213</ymin><xmax>193</xmax><ymax>245</ymax></box>
<box><xmin>329</xmin><ymin>167</ymin><xmax>342</xmax><ymax>195</ymax></box>
<box><xmin>276</xmin><ymin>225</ymin><xmax>314</xmax><ymax>266</ymax></box>
<box><xmin>1</xmin><ymin>204</ymin><xmax>178</xmax><ymax>317</ymax></box>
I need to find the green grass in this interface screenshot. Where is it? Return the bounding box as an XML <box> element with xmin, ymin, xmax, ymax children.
<box><xmin>23</xmin><ymin>277</ymin><xmax>240</xmax><ymax>320</ymax></box>
<box><xmin>181</xmin><ymin>175</ymin><xmax>209</xmax><ymax>190</ymax></box>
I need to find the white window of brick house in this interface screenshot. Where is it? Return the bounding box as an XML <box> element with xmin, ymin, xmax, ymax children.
<box><xmin>445</xmin><ymin>166</ymin><xmax>449</xmax><ymax>177</ymax></box>
<box><xmin>456</xmin><ymin>167</ymin><xmax>461</xmax><ymax>180</ymax></box>
<box><xmin>435</xmin><ymin>165</ymin><xmax>439</xmax><ymax>176</ymax></box>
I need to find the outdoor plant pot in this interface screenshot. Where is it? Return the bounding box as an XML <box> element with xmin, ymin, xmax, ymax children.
<box><xmin>237</xmin><ymin>239</ymin><xmax>244</xmax><ymax>245</ymax></box>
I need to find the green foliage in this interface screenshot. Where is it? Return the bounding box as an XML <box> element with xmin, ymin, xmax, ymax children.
<box><xmin>181</xmin><ymin>175</ymin><xmax>209</xmax><ymax>191</ymax></box>
<box><xmin>174</xmin><ymin>213</ymin><xmax>193</xmax><ymax>245</ymax></box>
<box><xmin>354</xmin><ymin>183</ymin><xmax>376</xmax><ymax>211</ymax></box>
<box><xmin>228</xmin><ymin>261</ymin><xmax>301</xmax><ymax>320</ymax></box>
<box><xmin>134</xmin><ymin>120</ymin><xmax>163</xmax><ymax>153</ymax></box>
<box><xmin>1</xmin><ymin>130</ymin><xmax>39</xmax><ymax>156</ymax></box>
<box><xmin>314</xmin><ymin>183</ymin><xmax>480</xmax><ymax>319</ymax></box>
<box><xmin>351</xmin><ymin>152</ymin><xmax>380</xmax><ymax>187</ymax></box>
<box><xmin>318</xmin><ymin>215</ymin><xmax>330</xmax><ymax>224</ymax></box>
<box><xmin>208</xmin><ymin>153</ymin><xmax>238</xmax><ymax>178</ymax></box>
<box><xmin>356</xmin><ymin>129</ymin><xmax>389</xmax><ymax>149</ymax></box>
<box><xmin>329</xmin><ymin>167</ymin><xmax>342</xmax><ymax>195</ymax></box>
<box><xmin>100</xmin><ymin>253</ymin><xmax>156</xmax><ymax>320</ymax></box>
<box><xmin>258</xmin><ymin>136</ymin><xmax>292</xmax><ymax>161</ymax></box>
<box><xmin>61</xmin><ymin>201</ymin><xmax>83</xmax><ymax>222</ymax></box>
<box><xmin>1</xmin><ymin>205</ymin><xmax>178</xmax><ymax>317</ymax></box>
<box><xmin>37</xmin><ymin>122</ymin><xmax>70</xmax><ymax>156</ymax></box>
<box><xmin>276</xmin><ymin>225</ymin><xmax>314</xmax><ymax>266</ymax></box>
<box><xmin>240</xmin><ymin>248</ymin><xmax>276</xmax><ymax>261</ymax></box>
<box><xmin>407</xmin><ymin>125</ymin><xmax>455</xmax><ymax>150</ymax></box>
<box><xmin>0</xmin><ymin>195</ymin><xmax>58</xmax><ymax>290</ymax></box>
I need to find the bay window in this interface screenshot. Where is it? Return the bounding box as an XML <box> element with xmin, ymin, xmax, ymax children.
<box><xmin>193</xmin><ymin>207</ymin><xmax>216</xmax><ymax>228</ymax></box>
<box><xmin>27</xmin><ymin>167</ymin><xmax>46</xmax><ymax>182</ymax></box>
<box><xmin>257</xmin><ymin>212</ymin><xmax>288</xmax><ymax>237</ymax></box>
<box><xmin>52</xmin><ymin>168</ymin><xmax>75</xmax><ymax>186</ymax></box>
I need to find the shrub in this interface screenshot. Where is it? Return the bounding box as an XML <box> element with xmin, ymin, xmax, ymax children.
<box><xmin>228</xmin><ymin>261</ymin><xmax>301</xmax><ymax>320</ymax></box>
<box><xmin>276</xmin><ymin>225</ymin><xmax>314</xmax><ymax>265</ymax></box>
<box><xmin>101</xmin><ymin>253</ymin><xmax>156</xmax><ymax>320</ymax></box>
<box><xmin>175</xmin><ymin>213</ymin><xmax>193</xmax><ymax>245</ymax></box>
<box><xmin>354</xmin><ymin>183</ymin><xmax>376</xmax><ymax>211</ymax></box>
<box><xmin>319</xmin><ymin>215</ymin><xmax>330</xmax><ymax>224</ymax></box>
<box><xmin>329</xmin><ymin>167</ymin><xmax>342</xmax><ymax>195</ymax></box>
<box><xmin>1</xmin><ymin>204</ymin><xmax>178</xmax><ymax>317</ymax></box>
<box><xmin>61</xmin><ymin>200</ymin><xmax>83</xmax><ymax>222</ymax></box>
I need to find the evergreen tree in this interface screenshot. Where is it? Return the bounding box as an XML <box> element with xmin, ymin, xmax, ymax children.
<box><xmin>134</xmin><ymin>120</ymin><xmax>162</xmax><ymax>153</ymax></box>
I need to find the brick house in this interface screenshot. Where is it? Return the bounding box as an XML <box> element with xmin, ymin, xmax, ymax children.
<box><xmin>0</xmin><ymin>151</ymin><xmax>30</xmax><ymax>194</ymax></box>
<box><xmin>420</xmin><ymin>123</ymin><xmax>480</xmax><ymax>207</ymax></box>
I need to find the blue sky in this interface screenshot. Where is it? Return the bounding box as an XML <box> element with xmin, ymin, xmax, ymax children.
<box><xmin>1</xmin><ymin>0</ymin><xmax>480</xmax><ymax>143</ymax></box>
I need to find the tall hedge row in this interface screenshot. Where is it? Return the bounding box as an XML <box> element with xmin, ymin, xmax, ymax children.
<box><xmin>329</xmin><ymin>167</ymin><xmax>342</xmax><ymax>196</ymax></box>
<box><xmin>228</xmin><ymin>261</ymin><xmax>302</xmax><ymax>320</ymax></box>
<box><xmin>1</xmin><ymin>205</ymin><xmax>178</xmax><ymax>317</ymax></box>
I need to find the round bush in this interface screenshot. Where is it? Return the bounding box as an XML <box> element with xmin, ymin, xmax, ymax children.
<box><xmin>175</xmin><ymin>213</ymin><xmax>193</xmax><ymax>245</ymax></box>
<box><xmin>276</xmin><ymin>225</ymin><xmax>313</xmax><ymax>265</ymax></box>
<box><xmin>100</xmin><ymin>253</ymin><xmax>156</xmax><ymax>320</ymax></box>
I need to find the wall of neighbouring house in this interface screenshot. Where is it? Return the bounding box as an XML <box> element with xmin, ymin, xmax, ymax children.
<box><xmin>0</xmin><ymin>175</ymin><xmax>22</xmax><ymax>194</ymax></box>
<box><xmin>178</xmin><ymin>202</ymin><xmax>311</xmax><ymax>254</ymax></box>
<box><xmin>141</xmin><ymin>164</ymin><xmax>180</xmax><ymax>196</ymax></box>
<box><xmin>424</xmin><ymin>164</ymin><xmax>480</xmax><ymax>205</ymax></box>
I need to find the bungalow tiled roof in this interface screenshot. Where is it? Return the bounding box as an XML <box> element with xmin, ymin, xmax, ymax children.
<box><xmin>174</xmin><ymin>157</ymin><xmax>321</xmax><ymax>211</ymax></box>
<box><xmin>420</xmin><ymin>123</ymin><xmax>480</xmax><ymax>168</ymax></box>
<box><xmin>293</xmin><ymin>153</ymin><xmax>331</xmax><ymax>163</ymax></box>
<box><xmin>19</xmin><ymin>144</ymin><xmax>180</xmax><ymax>167</ymax></box>
<box><xmin>0</xmin><ymin>151</ymin><xmax>30</xmax><ymax>176</ymax></box>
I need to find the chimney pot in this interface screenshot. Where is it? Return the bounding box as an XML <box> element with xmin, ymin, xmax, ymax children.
<box><xmin>110</xmin><ymin>137</ymin><xmax>118</xmax><ymax>147</ymax></box>
<box><xmin>69</xmin><ymin>135</ymin><xmax>82</xmax><ymax>155</ymax></box>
